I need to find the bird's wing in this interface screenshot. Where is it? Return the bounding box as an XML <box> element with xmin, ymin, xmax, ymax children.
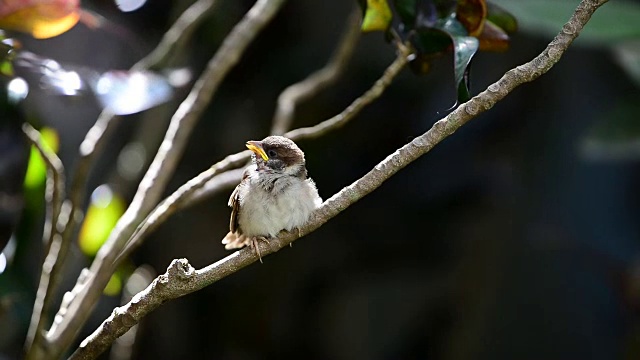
<box><xmin>228</xmin><ymin>169</ymin><xmax>250</xmax><ymax>233</ymax></box>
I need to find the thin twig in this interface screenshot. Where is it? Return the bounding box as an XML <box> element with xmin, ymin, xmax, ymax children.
<box><xmin>270</xmin><ymin>8</ymin><xmax>361</xmax><ymax>135</ymax></box>
<box><xmin>114</xmin><ymin>45</ymin><xmax>411</xmax><ymax>265</ymax></box>
<box><xmin>134</xmin><ymin>0</ymin><xmax>219</xmax><ymax>71</ymax></box>
<box><xmin>21</xmin><ymin>124</ymin><xmax>66</xmax><ymax>352</ymax></box>
<box><xmin>70</xmin><ymin>0</ymin><xmax>609</xmax><ymax>358</ymax></box>
<box><xmin>283</xmin><ymin>45</ymin><xmax>409</xmax><ymax>141</ymax></box>
<box><xmin>44</xmin><ymin>0</ymin><xmax>288</xmax><ymax>358</ymax></box>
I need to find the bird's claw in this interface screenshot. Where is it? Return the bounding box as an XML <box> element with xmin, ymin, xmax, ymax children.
<box><xmin>249</xmin><ymin>236</ymin><xmax>270</xmax><ymax>263</ymax></box>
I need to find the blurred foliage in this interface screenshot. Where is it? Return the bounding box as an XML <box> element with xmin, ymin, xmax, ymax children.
<box><xmin>104</xmin><ymin>272</ymin><xmax>123</xmax><ymax>297</ymax></box>
<box><xmin>0</xmin><ymin>0</ymin><xmax>82</xmax><ymax>39</ymax></box>
<box><xmin>362</xmin><ymin>0</ymin><xmax>393</xmax><ymax>32</ymax></box>
<box><xmin>0</xmin><ymin>78</ymin><xmax>29</xmax><ymax>252</ymax></box>
<box><xmin>78</xmin><ymin>184</ymin><xmax>126</xmax><ymax>257</ymax></box>
<box><xmin>358</xmin><ymin>0</ymin><xmax>517</xmax><ymax>103</ymax></box>
<box><xmin>23</xmin><ymin>127</ymin><xmax>59</xmax><ymax>190</ymax></box>
<box><xmin>490</xmin><ymin>0</ymin><xmax>640</xmax><ymax>45</ymax></box>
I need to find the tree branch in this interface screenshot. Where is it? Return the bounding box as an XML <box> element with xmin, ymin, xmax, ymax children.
<box><xmin>43</xmin><ymin>0</ymin><xmax>286</xmax><ymax>358</ymax></box>
<box><xmin>21</xmin><ymin>124</ymin><xmax>67</xmax><ymax>354</ymax></box>
<box><xmin>113</xmin><ymin>44</ymin><xmax>411</xmax><ymax>266</ymax></box>
<box><xmin>69</xmin><ymin>0</ymin><xmax>609</xmax><ymax>358</ymax></box>
<box><xmin>134</xmin><ymin>0</ymin><xmax>219</xmax><ymax>71</ymax></box>
<box><xmin>270</xmin><ymin>8</ymin><xmax>361</xmax><ymax>135</ymax></box>
<box><xmin>25</xmin><ymin>1</ymin><xmax>221</xmax><ymax>358</ymax></box>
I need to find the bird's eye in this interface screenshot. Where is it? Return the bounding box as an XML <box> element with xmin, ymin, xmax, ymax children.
<box><xmin>267</xmin><ymin>149</ymin><xmax>278</xmax><ymax>158</ymax></box>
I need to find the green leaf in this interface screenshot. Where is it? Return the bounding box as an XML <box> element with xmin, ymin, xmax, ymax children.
<box><xmin>486</xmin><ymin>2</ymin><xmax>517</xmax><ymax>34</ymax></box>
<box><xmin>23</xmin><ymin>127</ymin><xmax>59</xmax><ymax>189</ymax></box>
<box><xmin>436</xmin><ymin>12</ymin><xmax>468</xmax><ymax>36</ymax></box>
<box><xmin>79</xmin><ymin>185</ymin><xmax>126</xmax><ymax>256</ymax></box>
<box><xmin>0</xmin><ymin>60</ymin><xmax>13</xmax><ymax>76</ymax></box>
<box><xmin>394</xmin><ymin>0</ymin><xmax>418</xmax><ymax>26</ymax></box>
<box><xmin>104</xmin><ymin>273</ymin><xmax>122</xmax><ymax>296</ymax></box>
<box><xmin>411</xmin><ymin>28</ymin><xmax>452</xmax><ymax>55</ymax></box>
<box><xmin>362</xmin><ymin>0</ymin><xmax>393</xmax><ymax>32</ymax></box>
<box><xmin>489</xmin><ymin>0</ymin><xmax>640</xmax><ymax>45</ymax></box>
<box><xmin>452</xmin><ymin>36</ymin><xmax>478</xmax><ymax>101</ymax></box>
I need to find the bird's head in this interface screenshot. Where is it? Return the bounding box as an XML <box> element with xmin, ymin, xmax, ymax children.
<box><xmin>246</xmin><ymin>136</ymin><xmax>306</xmax><ymax>177</ymax></box>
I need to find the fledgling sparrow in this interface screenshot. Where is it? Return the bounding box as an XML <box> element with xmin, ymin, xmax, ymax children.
<box><xmin>222</xmin><ymin>136</ymin><xmax>322</xmax><ymax>260</ymax></box>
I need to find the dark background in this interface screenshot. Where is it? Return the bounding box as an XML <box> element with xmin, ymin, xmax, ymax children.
<box><xmin>1</xmin><ymin>0</ymin><xmax>640</xmax><ymax>359</ymax></box>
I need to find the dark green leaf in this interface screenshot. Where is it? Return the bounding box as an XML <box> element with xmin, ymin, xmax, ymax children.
<box><xmin>394</xmin><ymin>0</ymin><xmax>418</xmax><ymax>26</ymax></box>
<box><xmin>486</xmin><ymin>2</ymin><xmax>517</xmax><ymax>34</ymax></box>
<box><xmin>436</xmin><ymin>13</ymin><xmax>468</xmax><ymax>36</ymax></box>
<box><xmin>411</xmin><ymin>28</ymin><xmax>452</xmax><ymax>55</ymax></box>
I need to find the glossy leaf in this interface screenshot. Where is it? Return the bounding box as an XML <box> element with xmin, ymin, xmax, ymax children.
<box><xmin>478</xmin><ymin>19</ymin><xmax>510</xmax><ymax>52</ymax></box>
<box><xmin>411</xmin><ymin>28</ymin><xmax>452</xmax><ymax>55</ymax></box>
<box><xmin>362</xmin><ymin>0</ymin><xmax>393</xmax><ymax>32</ymax></box>
<box><xmin>452</xmin><ymin>35</ymin><xmax>478</xmax><ymax>101</ymax></box>
<box><xmin>486</xmin><ymin>2</ymin><xmax>517</xmax><ymax>34</ymax></box>
<box><xmin>23</xmin><ymin>127</ymin><xmax>59</xmax><ymax>189</ymax></box>
<box><xmin>78</xmin><ymin>185</ymin><xmax>125</xmax><ymax>257</ymax></box>
<box><xmin>436</xmin><ymin>12</ymin><xmax>467</xmax><ymax>36</ymax></box>
<box><xmin>0</xmin><ymin>0</ymin><xmax>81</xmax><ymax>39</ymax></box>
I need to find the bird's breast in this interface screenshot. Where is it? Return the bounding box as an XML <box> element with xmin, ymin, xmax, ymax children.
<box><xmin>238</xmin><ymin>176</ymin><xmax>320</xmax><ymax>237</ymax></box>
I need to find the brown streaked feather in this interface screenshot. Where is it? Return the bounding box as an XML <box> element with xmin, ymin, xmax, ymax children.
<box><xmin>228</xmin><ymin>169</ymin><xmax>250</xmax><ymax>233</ymax></box>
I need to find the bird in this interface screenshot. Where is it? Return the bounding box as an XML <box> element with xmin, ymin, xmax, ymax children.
<box><xmin>222</xmin><ymin>136</ymin><xmax>322</xmax><ymax>261</ymax></box>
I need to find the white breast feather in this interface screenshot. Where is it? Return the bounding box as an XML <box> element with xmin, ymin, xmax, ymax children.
<box><xmin>237</xmin><ymin>168</ymin><xmax>322</xmax><ymax>237</ymax></box>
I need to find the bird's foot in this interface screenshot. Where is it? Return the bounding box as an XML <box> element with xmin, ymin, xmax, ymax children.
<box><xmin>289</xmin><ymin>227</ymin><xmax>303</xmax><ymax>247</ymax></box>
<box><xmin>249</xmin><ymin>236</ymin><xmax>270</xmax><ymax>263</ymax></box>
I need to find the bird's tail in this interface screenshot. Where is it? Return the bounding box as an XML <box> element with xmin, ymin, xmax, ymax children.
<box><xmin>221</xmin><ymin>232</ymin><xmax>250</xmax><ymax>250</ymax></box>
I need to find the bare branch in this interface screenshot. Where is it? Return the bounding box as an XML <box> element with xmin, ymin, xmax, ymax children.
<box><xmin>21</xmin><ymin>124</ymin><xmax>66</xmax><ymax>353</ymax></box>
<box><xmin>270</xmin><ymin>8</ymin><xmax>361</xmax><ymax>135</ymax></box>
<box><xmin>70</xmin><ymin>0</ymin><xmax>609</xmax><ymax>358</ymax></box>
<box><xmin>60</xmin><ymin>0</ymin><xmax>220</xmax><ymax>268</ymax></box>
<box><xmin>113</xmin><ymin>45</ymin><xmax>410</xmax><ymax>266</ymax></box>
<box><xmin>25</xmin><ymin>1</ymin><xmax>224</xmax><ymax>358</ymax></box>
<box><xmin>283</xmin><ymin>44</ymin><xmax>409</xmax><ymax>141</ymax></box>
<box><xmin>44</xmin><ymin>0</ymin><xmax>288</xmax><ymax>357</ymax></box>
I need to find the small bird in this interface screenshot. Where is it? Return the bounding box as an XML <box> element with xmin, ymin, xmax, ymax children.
<box><xmin>222</xmin><ymin>136</ymin><xmax>322</xmax><ymax>260</ymax></box>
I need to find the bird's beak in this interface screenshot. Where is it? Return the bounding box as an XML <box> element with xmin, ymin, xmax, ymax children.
<box><xmin>246</xmin><ymin>141</ymin><xmax>269</xmax><ymax>161</ymax></box>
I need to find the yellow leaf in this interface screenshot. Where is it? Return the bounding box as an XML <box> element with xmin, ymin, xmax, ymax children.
<box><xmin>0</xmin><ymin>0</ymin><xmax>81</xmax><ymax>39</ymax></box>
<box><xmin>79</xmin><ymin>185</ymin><xmax>126</xmax><ymax>256</ymax></box>
<box><xmin>103</xmin><ymin>273</ymin><xmax>122</xmax><ymax>296</ymax></box>
<box><xmin>362</xmin><ymin>0</ymin><xmax>392</xmax><ymax>33</ymax></box>
<box><xmin>24</xmin><ymin>127</ymin><xmax>60</xmax><ymax>189</ymax></box>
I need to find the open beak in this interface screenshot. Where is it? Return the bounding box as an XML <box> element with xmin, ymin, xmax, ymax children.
<box><xmin>246</xmin><ymin>141</ymin><xmax>269</xmax><ymax>161</ymax></box>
